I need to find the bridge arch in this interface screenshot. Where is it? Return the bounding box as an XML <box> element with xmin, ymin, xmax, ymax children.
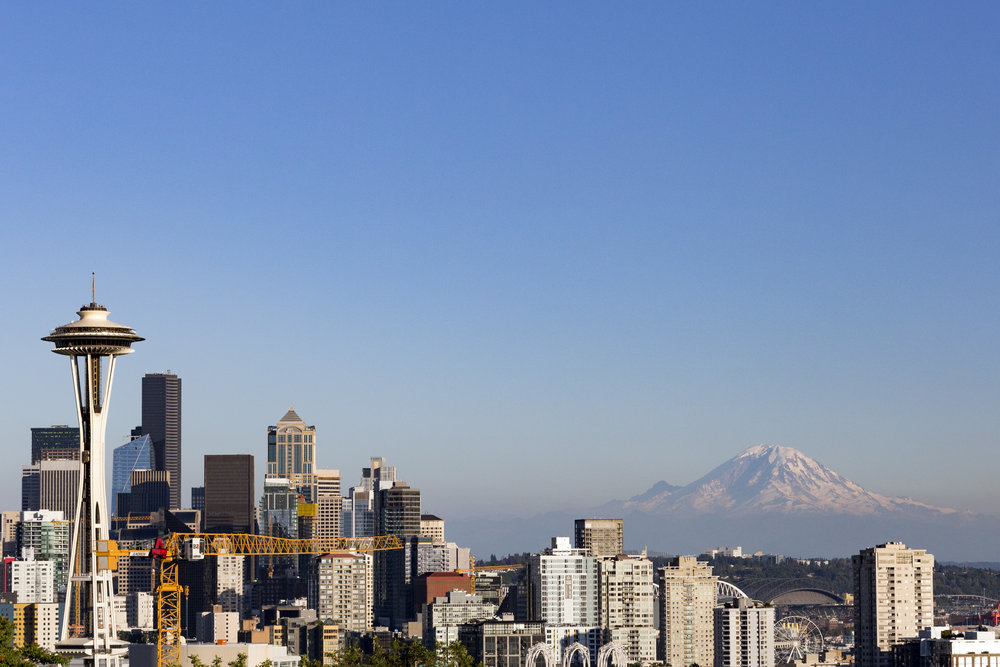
<box><xmin>596</xmin><ymin>642</ymin><xmax>627</xmax><ymax>667</ymax></box>
<box><xmin>526</xmin><ymin>643</ymin><xmax>556</xmax><ymax>667</ymax></box>
<box><xmin>562</xmin><ymin>642</ymin><xmax>591</xmax><ymax>667</ymax></box>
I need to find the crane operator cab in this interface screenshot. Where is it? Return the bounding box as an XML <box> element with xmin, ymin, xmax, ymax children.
<box><xmin>183</xmin><ymin>537</ymin><xmax>205</xmax><ymax>560</ymax></box>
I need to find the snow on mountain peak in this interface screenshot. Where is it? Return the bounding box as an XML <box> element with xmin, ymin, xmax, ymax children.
<box><xmin>621</xmin><ymin>444</ymin><xmax>958</xmax><ymax>517</ymax></box>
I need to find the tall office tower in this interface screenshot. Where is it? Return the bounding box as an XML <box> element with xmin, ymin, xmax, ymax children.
<box><xmin>853</xmin><ymin>542</ymin><xmax>934</xmax><ymax>667</ymax></box>
<box><xmin>16</xmin><ymin>511</ymin><xmax>71</xmax><ymax>601</ymax></box>
<box><xmin>20</xmin><ymin>466</ymin><xmax>39</xmax><ymax>511</ymax></box>
<box><xmin>714</xmin><ymin>598</ymin><xmax>775</xmax><ymax>667</ymax></box>
<box><xmin>420</xmin><ymin>515</ymin><xmax>445</xmax><ymax>544</ymax></box>
<box><xmin>342</xmin><ymin>457</ymin><xmax>396</xmax><ymax>538</ymax></box>
<box><xmin>374</xmin><ymin>482</ymin><xmax>421</xmax><ymax>628</ymax></box>
<box><xmin>658</xmin><ymin>556</ymin><xmax>718</xmax><ymax>667</ymax></box>
<box><xmin>38</xmin><ymin>461</ymin><xmax>81</xmax><ymax>519</ymax></box>
<box><xmin>30</xmin><ymin>426</ymin><xmax>79</xmax><ymax>464</ymax></box>
<box><xmin>117</xmin><ymin>470</ymin><xmax>170</xmax><ymax>516</ymax></box>
<box><xmin>266</xmin><ymin>408</ymin><xmax>317</xmax><ymax>503</ymax></box>
<box><xmin>21</xmin><ymin>460</ymin><xmax>81</xmax><ymax>518</ymax></box>
<box><xmin>599</xmin><ymin>553</ymin><xmax>657</xmax><ymax>664</ymax></box>
<box><xmin>260</xmin><ymin>478</ymin><xmax>299</xmax><ymax>538</ymax></box>
<box><xmin>309</xmin><ymin>552</ymin><xmax>373</xmax><ymax>632</ymax></box>
<box><xmin>315</xmin><ymin>469</ymin><xmax>341</xmax><ymax>542</ymax></box>
<box><xmin>111</xmin><ymin>435</ymin><xmax>151</xmax><ymax>516</ymax></box>
<box><xmin>259</xmin><ymin>478</ymin><xmax>299</xmax><ymax>581</ymax></box>
<box><xmin>142</xmin><ymin>372</ymin><xmax>182</xmax><ymax>510</ymax></box>
<box><xmin>204</xmin><ymin>455</ymin><xmax>255</xmax><ymax>534</ymax></box>
<box><xmin>574</xmin><ymin>518</ymin><xmax>624</xmax><ymax>558</ymax></box>
<box><xmin>191</xmin><ymin>487</ymin><xmax>205</xmax><ymax>514</ymax></box>
<box><xmin>362</xmin><ymin>457</ymin><xmax>396</xmax><ymax>491</ymax></box>
<box><xmin>529</xmin><ymin>536</ymin><xmax>600</xmax><ymax>625</ymax></box>
<box><xmin>342</xmin><ymin>490</ymin><xmax>374</xmax><ymax>538</ymax></box>
<box><xmin>43</xmin><ymin>297</ymin><xmax>143</xmax><ymax>661</ymax></box>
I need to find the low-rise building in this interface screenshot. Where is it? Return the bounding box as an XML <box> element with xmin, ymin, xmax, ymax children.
<box><xmin>423</xmin><ymin>590</ymin><xmax>497</xmax><ymax>648</ymax></box>
<box><xmin>458</xmin><ymin>619</ymin><xmax>546</xmax><ymax>667</ymax></box>
<box><xmin>894</xmin><ymin>628</ymin><xmax>1000</xmax><ymax>667</ymax></box>
<box><xmin>0</xmin><ymin>602</ymin><xmax>59</xmax><ymax>650</ymax></box>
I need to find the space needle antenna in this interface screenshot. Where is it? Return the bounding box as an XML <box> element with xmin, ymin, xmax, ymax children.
<box><xmin>91</xmin><ymin>272</ymin><xmax>95</xmax><ymax>304</ymax></box>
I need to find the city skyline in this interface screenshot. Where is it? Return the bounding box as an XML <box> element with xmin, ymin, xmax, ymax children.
<box><xmin>2</xmin><ymin>4</ymin><xmax>999</xmax><ymax>529</ymax></box>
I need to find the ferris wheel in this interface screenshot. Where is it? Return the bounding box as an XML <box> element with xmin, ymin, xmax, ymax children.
<box><xmin>774</xmin><ymin>616</ymin><xmax>825</xmax><ymax>663</ymax></box>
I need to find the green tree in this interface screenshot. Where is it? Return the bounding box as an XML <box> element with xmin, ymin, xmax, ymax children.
<box><xmin>0</xmin><ymin>617</ymin><xmax>68</xmax><ymax>666</ymax></box>
<box><xmin>437</xmin><ymin>641</ymin><xmax>476</xmax><ymax>667</ymax></box>
<box><xmin>329</xmin><ymin>645</ymin><xmax>364</xmax><ymax>667</ymax></box>
<box><xmin>228</xmin><ymin>653</ymin><xmax>249</xmax><ymax>667</ymax></box>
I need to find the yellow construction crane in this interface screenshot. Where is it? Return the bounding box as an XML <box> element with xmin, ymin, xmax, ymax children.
<box><xmin>97</xmin><ymin>533</ymin><xmax>403</xmax><ymax>667</ymax></box>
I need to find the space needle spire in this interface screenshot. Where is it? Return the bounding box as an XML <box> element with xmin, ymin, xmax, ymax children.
<box><xmin>43</xmin><ymin>288</ymin><xmax>143</xmax><ymax>666</ymax></box>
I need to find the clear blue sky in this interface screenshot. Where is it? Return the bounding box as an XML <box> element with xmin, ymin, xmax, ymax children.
<box><xmin>1</xmin><ymin>3</ymin><xmax>998</xmax><ymax>522</ymax></box>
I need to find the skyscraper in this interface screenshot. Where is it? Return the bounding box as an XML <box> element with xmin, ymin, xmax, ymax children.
<box><xmin>141</xmin><ymin>373</ymin><xmax>181</xmax><ymax>510</ymax></box>
<box><xmin>374</xmin><ymin>482</ymin><xmax>421</xmax><ymax>628</ymax></box>
<box><xmin>574</xmin><ymin>518</ymin><xmax>624</xmax><ymax>558</ymax></box>
<box><xmin>315</xmin><ymin>469</ymin><xmax>341</xmax><ymax>542</ymax></box>
<box><xmin>853</xmin><ymin>542</ymin><xmax>934</xmax><ymax>667</ymax></box>
<box><xmin>30</xmin><ymin>426</ymin><xmax>79</xmax><ymax>464</ymax></box>
<box><xmin>266</xmin><ymin>408</ymin><xmax>317</xmax><ymax>502</ymax></box>
<box><xmin>658</xmin><ymin>556</ymin><xmax>718</xmax><ymax>667</ymax></box>
<box><xmin>111</xmin><ymin>435</ymin><xmax>151</xmax><ymax>516</ymax></box>
<box><xmin>204</xmin><ymin>455</ymin><xmax>255</xmax><ymax>534</ymax></box>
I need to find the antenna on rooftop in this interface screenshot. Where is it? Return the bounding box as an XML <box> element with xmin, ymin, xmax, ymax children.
<box><xmin>91</xmin><ymin>272</ymin><xmax>96</xmax><ymax>304</ymax></box>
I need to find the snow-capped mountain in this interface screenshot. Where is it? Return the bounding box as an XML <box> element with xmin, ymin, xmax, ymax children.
<box><xmin>449</xmin><ymin>444</ymin><xmax>994</xmax><ymax>561</ymax></box>
<box><xmin>622</xmin><ymin>444</ymin><xmax>958</xmax><ymax>516</ymax></box>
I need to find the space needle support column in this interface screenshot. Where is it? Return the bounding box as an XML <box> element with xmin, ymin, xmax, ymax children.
<box><xmin>44</xmin><ymin>296</ymin><xmax>143</xmax><ymax>667</ymax></box>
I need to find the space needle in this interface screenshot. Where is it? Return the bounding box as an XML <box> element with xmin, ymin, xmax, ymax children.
<box><xmin>43</xmin><ymin>280</ymin><xmax>142</xmax><ymax>666</ymax></box>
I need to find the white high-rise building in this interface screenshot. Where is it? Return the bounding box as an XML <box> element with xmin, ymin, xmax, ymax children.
<box><xmin>530</xmin><ymin>536</ymin><xmax>599</xmax><ymax>626</ymax></box>
<box><xmin>8</xmin><ymin>553</ymin><xmax>55</xmax><ymax>604</ymax></box>
<box><xmin>126</xmin><ymin>592</ymin><xmax>155</xmax><ymax>630</ymax></box>
<box><xmin>600</xmin><ymin>553</ymin><xmax>656</xmax><ymax>664</ymax></box>
<box><xmin>853</xmin><ymin>542</ymin><xmax>934</xmax><ymax>667</ymax></box>
<box><xmin>216</xmin><ymin>554</ymin><xmax>245</xmax><ymax>615</ymax></box>
<box><xmin>714</xmin><ymin>598</ymin><xmax>775</xmax><ymax>667</ymax></box>
<box><xmin>658</xmin><ymin>556</ymin><xmax>718</xmax><ymax>667</ymax></box>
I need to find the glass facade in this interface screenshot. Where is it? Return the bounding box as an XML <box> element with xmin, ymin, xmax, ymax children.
<box><xmin>111</xmin><ymin>435</ymin><xmax>152</xmax><ymax>516</ymax></box>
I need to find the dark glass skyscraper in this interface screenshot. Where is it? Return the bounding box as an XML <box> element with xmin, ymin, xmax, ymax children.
<box><xmin>204</xmin><ymin>455</ymin><xmax>254</xmax><ymax>534</ymax></box>
<box><xmin>30</xmin><ymin>425</ymin><xmax>79</xmax><ymax>463</ymax></box>
<box><xmin>141</xmin><ymin>372</ymin><xmax>181</xmax><ymax>509</ymax></box>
